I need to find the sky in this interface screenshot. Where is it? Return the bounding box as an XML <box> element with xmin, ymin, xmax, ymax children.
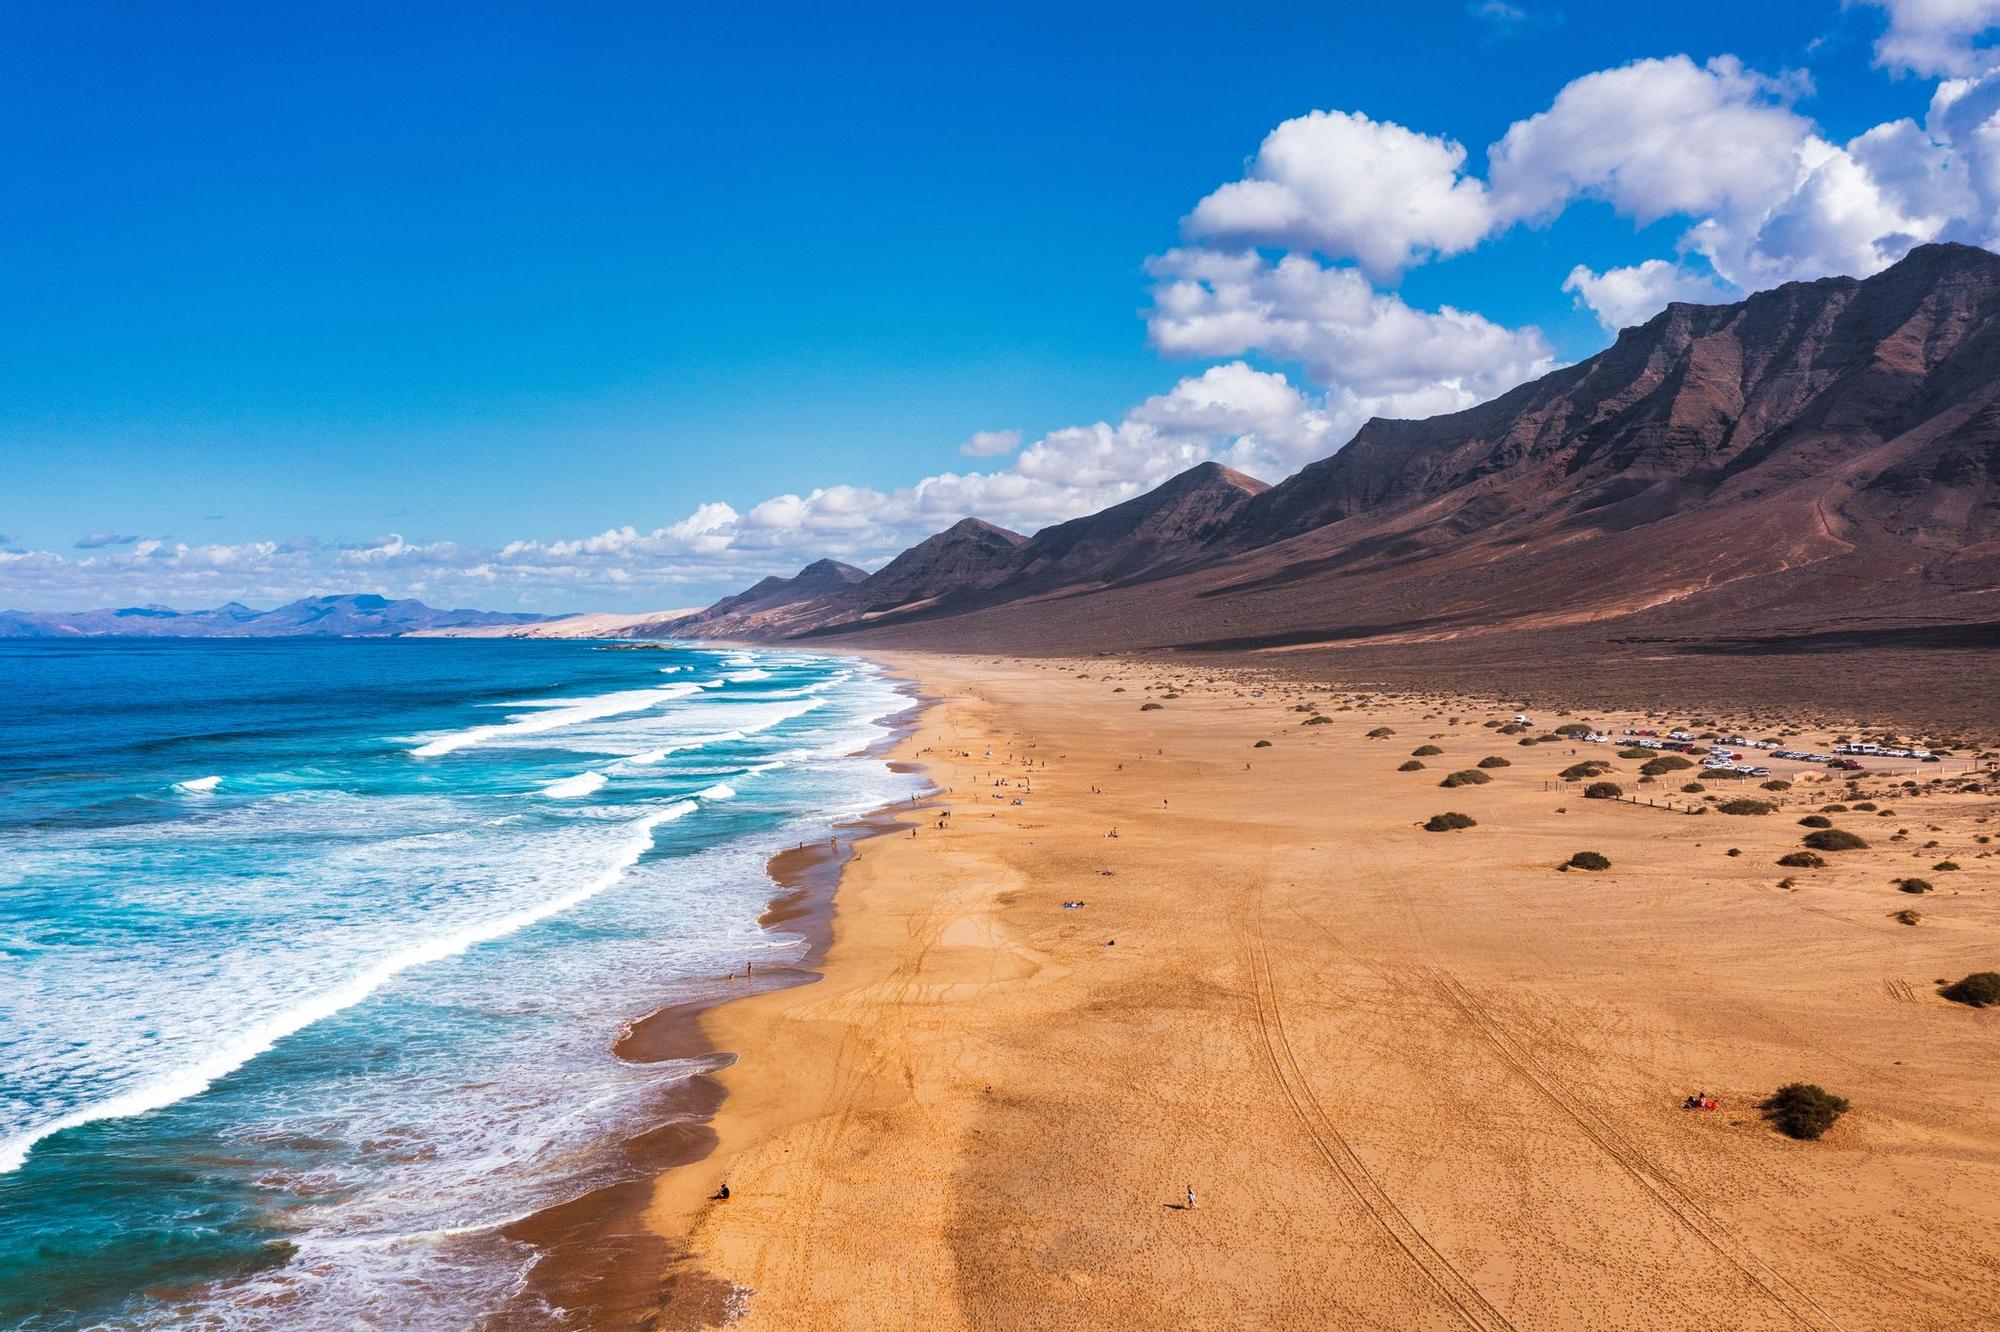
<box><xmin>5</xmin><ymin>0</ymin><xmax>2000</xmax><ymax>613</ymax></box>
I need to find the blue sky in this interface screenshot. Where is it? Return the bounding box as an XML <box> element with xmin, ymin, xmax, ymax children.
<box><xmin>4</xmin><ymin>0</ymin><xmax>1997</xmax><ymax>611</ymax></box>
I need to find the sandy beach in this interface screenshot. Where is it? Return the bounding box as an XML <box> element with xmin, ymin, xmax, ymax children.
<box><xmin>571</xmin><ymin>651</ymin><xmax>2000</xmax><ymax>1331</ymax></box>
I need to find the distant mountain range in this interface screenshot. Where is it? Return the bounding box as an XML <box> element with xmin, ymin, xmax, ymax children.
<box><xmin>0</xmin><ymin>594</ymin><xmax>553</xmax><ymax>638</ymax></box>
<box><xmin>652</xmin><ymin>242</ymin><xmax>2000</xmax><ymax>659</ymax></box>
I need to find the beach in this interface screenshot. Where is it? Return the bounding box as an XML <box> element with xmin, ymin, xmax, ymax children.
<box><xmin>598</xmin><ymin>651</ymin><xmax>2000</xmax><ymax>1330</ymax></box>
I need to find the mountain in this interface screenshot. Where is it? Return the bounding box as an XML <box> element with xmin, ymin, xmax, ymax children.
<box><xmin>0</xmin><ymin>594</ymin><xmax>554</xmax><ymax>638</ymax></box>
<box><xmin>671</xmin><ymin>243</ymin><xmax>2000</xmax><ymax>673</ymax></box>
<box><xmin>663</xmin><ymin>462</ymin><xmax>1270</xmax><ymax>639</ymax></box>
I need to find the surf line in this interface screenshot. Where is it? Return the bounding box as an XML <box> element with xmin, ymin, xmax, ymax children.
<box><xmin>0</xmin><ymin>802</ymin><xmax>694</xmax><ymax>1175</ymax></box>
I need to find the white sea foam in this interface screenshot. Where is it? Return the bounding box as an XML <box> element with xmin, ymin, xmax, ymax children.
<box><xmin>539</xmin><ymin>771</ymin><xmax>608</xmax><ymax>799</ymax></box>
<box><xmin>623</xmin><ymin>730</ymin><xmax>744</xmax><ymax>766</ymax></box>
<box><xmin>696</xmin><ymin>783</ymin><xmax>736</xmax><ymax>801</ymax></box>
<box><xmin>0</xmin><ymin>805</ymin><xmax>685</xmax><ymax>1175</ymax></box>
<box><xmin>410</xmin><ymin>683</ymin><xmax>700</xmax><ymax>757</ymax></box>
<box><xmin>698</xmin><ymin>680</ymin><xmax>725</xmax><ymax>689</ymax></box>
<box><xmin>174</xmin><ymin>775</ymin><xmax>223</xmax><ymax>794</ymax></box>
<box><xmin>724</xmin><ymin>668</ymin><xmax>771</xmax><ymax>683</ymax></box>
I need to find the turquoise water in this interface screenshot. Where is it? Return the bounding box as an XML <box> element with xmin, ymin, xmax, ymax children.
<box><xmin>0</xmin><ymin>639</ymin><xmax>920</xmax><ymax>1328</ymax></box>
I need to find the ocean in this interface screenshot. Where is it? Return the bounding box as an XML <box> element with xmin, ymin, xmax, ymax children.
<box><xmin>0</xmin><ymin>638</ymin><xmax>922</xmax><ymax>1329</ymax></box>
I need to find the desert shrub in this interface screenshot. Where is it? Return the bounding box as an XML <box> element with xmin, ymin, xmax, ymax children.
<box><xmin>1554</xmin><ymin>723</ymin><xmax>1593</xmax><ymax>736</ymax></box>
<box><xmin>1498</xmin><ymin>723</ymin><xmax>1528</xmax><ymax>735</ymax></box>
<box><xmin>1890</xmin><ymin>909</ymin><xmax>1921</xmax><ymax>925</ymax></box>
<box><xmin>1561</xmin><ymin>762</ymin><xmax>1609</xmax><ymax>781</ymax></box>
<box><xmin>1424</xmin><ymin>812</ymin><xmax>1477</xmax><ymax>832</ymax></box>
<box><xmin>1896</xmin><ymin>878</ymin><xmax>1934</xmax><ymax>894</ymax></box>
<box><xmin>1762</xmin><ymin>1084</ymin><xmax>1849</xmax><ymax>1140</ymax></box>
<box><xmin>1934</xmin><ymin>861</ymin><xmax>1961</xmax><ymax>871</ymax></box>
<box><xmin>1798</xmin><ymin>815</ymin><xmax>1832</xmax><ymax>828</ymax></box>
<box><xmin>1940</xmin><ymin>972</ymin><xmax>2000</xmax><ymax>1007</ymax></box>
<box><xmin>1820</xmin><ymin>804</ymin><xmax>1848</xmax><ymax>813</ymax></box>
<box><xmin>1477</xmin><ymin>756</ymin><xmax>1512</xmax><ymax>769</ymax></box>
<box><xmin>1640</xmin><ymin>755</ymin><xmax>1694</xmax><ymax>776</ymax></box>
<box><xmin>1778</xmin><ymin>851</ymin><xmax>1826</xmax><ymax>868</ymax></box>
<box><xmin>1726</xmin><ymin>847</ymin><xmax>1742</xmax><ymax>856</ymax></box>
<box><xmin>1253</xmin><ymin>740</ymin><xmax>1272</xmax><ymax>748</ymax></box>
<box><xmin>1584</xmin><ymin>781</ymin><xmax>1622</xmax><ymax>799</ymax></box>
<box><xmin>1303</xmin><ymin>715</ymin><xmax>1331</xmax><ymax>725</ymax></box>
<box><xmin>1704</xmin><ymin>767</ymin><xmax>1748</xmax><ymax>780</ymax></box>
<box><xmin>1761</xmin><ymin>780</ymin><xmax>1792</xmax><ymax>791</ymax></box>
<box><xmin>1397</xmin><ymin>760</ymin><xmax>1425</xmax><ymax>772</ymax></box>
<box><xmin>1719</xmin><ymin>799</ymin><xmax>1774</xmax><ymax>816</ymax></box>
<box><xmin>1366</xmin><ymin>727</ymin><xmax>1396</xmax><ymax>738</ymax></box>
<box><xmin>1441</xmin><ymin>769</ymin><xmax>1492</xmax><ymax>788</ymax></box>
<box><xmin>1565</xmin><ymin>850</ymin><xmax>1611</xmax><ymax>871</ymax></box>
<box><xmin>1804</xmin><ymin>829</ymin><xmax>1868</xmax><ymax>852</ymax></box>
<box><xmin>1683</xmin><ymin>782</ymin><xmax>1706</xmax><ymax>793</ymax></box>
<box><xmin>1412</xmin><ymin>744</ymin><xmax>1443</xmax><ymax>757</ymax></box>
<box><xmin>1618</xmin><ymin>748</ymin><xmax>1652</xmax><ymax>759</ymax></box>
<box><xmin>1139</xmin><ymin>702</ymin><xmax>1163</xmax><ymax>711</ymax></box>
<box><xmin>1853</xmin><ymin>801</ymin><xmax>1878</xmax><ymax>812</ymax></box>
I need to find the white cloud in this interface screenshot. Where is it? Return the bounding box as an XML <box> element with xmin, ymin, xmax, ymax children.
<box><xmin>1864</xmin><ymin>0</ymin><xmax>2000</xmax><ymax>76</ymax></box>
<box><xmin>1183</xmin><ymin>110</ymin><xmax>1495</xmax><ymax>281</ymax></box>
<box><xmin>1488</xmin><ymin>56</ymin><xmax>1814</xmax><ymax>228</ymax></box>
<box><xmin>959</xmin><ymin>428</ymin><xmax>1021</xmax><ymax>457</ymax></box>
<box><xmin>1562</xmin><ymin>259</ymin><xmax>1733</xmax><ymax>329</ymax></box>
<box><xmin>1146</xmin><ymin>248</ymin><xmax>1556</xmax><ymax>407</ymax></box>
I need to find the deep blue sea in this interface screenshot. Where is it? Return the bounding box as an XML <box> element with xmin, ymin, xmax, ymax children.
<box><xmin>0</xmin><ymin>638</ymin><xmax>920</xmax><ymax>1329</ymax></box>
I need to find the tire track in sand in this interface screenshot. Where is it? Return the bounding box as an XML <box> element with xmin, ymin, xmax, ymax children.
<box><xmin>1426</xmin><ymin>968</ymin><xmax>1846</xmax><ymax>1332</ymax></box>
<box><xmin>1246</xmin><ymin>907</ymin><xmax>1519</xmax><ymax>1332</ymax></box>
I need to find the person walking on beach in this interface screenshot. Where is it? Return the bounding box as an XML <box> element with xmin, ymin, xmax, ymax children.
<box><xmin>1186</xmin><ymin>1184</ymin><xmax>1197</xmax><ymax>1210</ymax></box>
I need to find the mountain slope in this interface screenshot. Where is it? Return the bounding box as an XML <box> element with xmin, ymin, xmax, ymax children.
<box><xmin>681</xmin><ymin>242</ymin><xmax>2000</xmax><ymax>660</ymax></box>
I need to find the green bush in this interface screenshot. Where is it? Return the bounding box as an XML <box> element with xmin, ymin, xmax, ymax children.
<box><xmin>1940</xmin><ymin>972</ymin><xmax>2000</xmax><ymax>1007</ymax></box>
<box><xmin>1896</xmin><ymin>878</ymin><xmax>1933</xmax><ymax>894</ymax></box>
<box><xmin>1798</xmin><ymin>815</ymin><xmax>1832</xmax><ymax>828</ymax></box>
<box><xmin>1397</xmin><ymin>759</ymin><xmax>1425</xmax><ymax>772</ymax></box>
<box><xmin>1476</xmin><ymin>756</ymin><xmax>1512</xmax><ymax>769</ymax></box>
<box><xmin>1719</xmin><ymin>799</ymin><xmax>1774</xmax><ymax>816</ymax></box>
<box><xmin>1761</xmin><ymin>1083</ymin><xmax>1850</xmax><ymax>1140</ymax></box>
<box><xmin>1554</xmin><ymin>723</ymin><xmax>1593</xmax><ymax>736</ymax></box>
<box><xmin>1584</xmin><ymin>781</ymin><xmax>1622</xmax><ymax>799</ymax></box>
<box><xmin>1640</xmin><ymin>755</ymin><xmax>1694</xmax><ymax>776</ymax></box>
<box><xmin>1565</xmin><ymin>850</ymin><xmax>1610</xmax><ymax>871</ymax></box>
<box><xmin>1424</xmin><ymin>812</ymin><xmax>1477</xmax><ymax>832</ymax></box>
<box><xmin>1560</xmin><ymin>762</ymin><xmax>1609</xmax><ymax>780</ymax></box>
<box><xmin>1777</xmin><ymin>851</ymin><xmax>1826</xmax><ymax>868</ymax></box>
<box><xmin>1411</xmin><ymin>744</ymin><xmax>1443</xmax><ymax>756</ymax></box>
<box><xmin>1618</xmin><ymin>748</ymin><xmax>1651</xmax><ymax>759</ymax></box>
<box><xmin>1440</xmin><ymin>769</ymin><xmax>1492</xmax><ymax>788</ymax></box>
<box><xmin>1803</xmin><ymin>829</ymin><xmax>1868</xmax><ymax>852</ymax></box>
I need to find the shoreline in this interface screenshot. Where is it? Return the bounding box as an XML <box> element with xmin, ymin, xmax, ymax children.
<box><xmin>494</xmin><ymin>687</ymin><xmax>937</xmax><ymax>1329</ymax></box>
<box><xmin>581</xmin><ymin>649</ymin><xmax>1999</xmax><ymax>1330</ymax></box>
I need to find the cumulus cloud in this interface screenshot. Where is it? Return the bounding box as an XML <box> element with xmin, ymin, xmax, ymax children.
<box><xmin>1864</xmin><ymin>0</ymin><xmax>2000</xmax><ymax>76</ymax></box>
<box><xmin>959</xmin><ymin>428</ymin><xmax>1021</xmax><ymax>458</ymax></box>
<box><xmin>1147</xmin><ymin>248</ymin><xmax>1556</xmax><ymax>411</ymax></box>
<box><xmin>1562</xmin><ymin>259</ymin><xmax>1734</xmax><ymax>330</ymax></box>
<box><xmin>1183</xmin><ymin>110</ymin><xmax>1495</xmax><ymax>281</ymax></box>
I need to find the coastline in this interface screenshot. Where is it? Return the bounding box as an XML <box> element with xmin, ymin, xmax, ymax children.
<box><xmin>581</xmin><ymin>649</ymin><xmax>2000</xmax><ymax>1330</ymax></box>
<box><xmin>494</xmin><ymin>686</ymin><xmax>936</xmax><ymax>1329</ymax></box>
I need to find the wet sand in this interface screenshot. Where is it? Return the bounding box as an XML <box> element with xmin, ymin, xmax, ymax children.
<box><xmin>563</xmin><ymin>652</ymin><xmax>2000</xmax><ymax>1330</ymax></box>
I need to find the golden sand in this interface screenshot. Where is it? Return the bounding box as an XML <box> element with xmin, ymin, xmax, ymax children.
<box><xmin>621</xmin><ymin>653</ymin><xmax>2000</xmax><ymax>1330</ymax></box>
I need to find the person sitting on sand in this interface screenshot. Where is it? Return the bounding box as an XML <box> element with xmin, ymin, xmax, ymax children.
<box><xmin>711</xmin><ymin>1183</ymin><xmax>730</xmax><ymax>1201</ymax></box>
